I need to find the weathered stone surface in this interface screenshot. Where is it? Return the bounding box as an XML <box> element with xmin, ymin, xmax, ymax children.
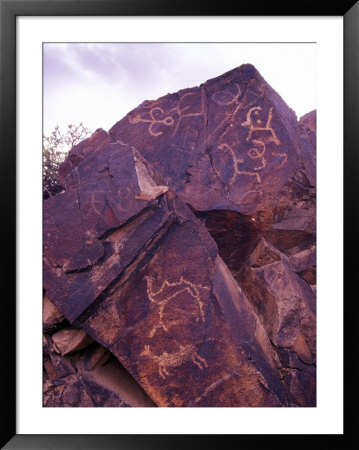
<box><xmin>43</xmin><ymin>340</ymin><xmax>155</xmax><ymax>407</ymax></box>
<box><xmin>240</xmin><ymin>239</ymin><xmax>316</xmax><ymax>355</ymax></box>
<box><xmin>78</xmin><ymin>343</ymin><xmax>111</xmax><ymax>371</ymax></box>
<box><xmin>79</xmin><ymin>208</ymin><xmax>283</xmax><ymax>406</ymax></box>
<box><xmin>194</xmin><ymin>208</ymin><xmax>273</xmax><ymax>280</ymax></box>
<box><xmin>300</xmin><ymin>110</ymin><xmax>316</xmax><ymax>133</ymax></box>
<box><xmin>109</xmin><ymin>65</ymin><xmax>305</xmax><ymax>216</ymax></box>
<box><xmin>44</xmin><ymin>143</ymin><xmax>171</xmax><ymax>322</ymax></box>
<box><xmin>51</xmin><ymin>327</ymin><xmax>93</xmax><ymax>356</ymax></box>
<box><xmin>43</xmin><ymin>294</ymin><xmax>65</xmax><ymax>332</ymax></box>
<box><xmin>239</xmin><ymin>238</ymin><xmax>316</xmax><ymax>405</ymax></box>
<box><xmin>43</xmin><ymin>64</ymin><xmax>316</xmax><ymax>407</ymax></box>
<box><xmin>58</xmin><ymin>128</ymin><xmax>112</xmax><ymax>184</ymax></box>
<box><xmin>288</xmin><ymin>244</ymin><xmax>316</xmax><ymax>273</ymax></box>
<box><xmin>267</xmin><ymin>169</ymin><xmax>316</xmax><ymax>253</ymax></box>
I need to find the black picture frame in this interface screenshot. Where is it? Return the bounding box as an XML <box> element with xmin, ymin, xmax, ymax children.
<box><xmin>1</xmin><ymin>1</ymin><xmax>356</xmax><ymax>448</ymax></box>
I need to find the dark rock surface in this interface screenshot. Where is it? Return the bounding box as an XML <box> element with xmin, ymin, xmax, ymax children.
<box><xmin>43</xmin><ymin>64</ymin><xmax>316</xmax><ymax>407</ymax></box>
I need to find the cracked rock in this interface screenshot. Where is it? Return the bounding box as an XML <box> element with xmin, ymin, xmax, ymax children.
<box><xmin>44</xmin><ymin>64</ymin><xmax>316</xmax><ymax>407</ymax></box>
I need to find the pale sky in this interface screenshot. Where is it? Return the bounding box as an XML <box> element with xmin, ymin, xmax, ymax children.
<box><xmin>43</xmin><ymin>43</ymin><xmax>316</xmax><ymax>136</ymax></box>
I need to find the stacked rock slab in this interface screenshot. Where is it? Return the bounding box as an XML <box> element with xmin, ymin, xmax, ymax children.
<box><xmin>43</xmin><ymin>64</ymin><xmax>316</xmax><ymax>407</ymax></box>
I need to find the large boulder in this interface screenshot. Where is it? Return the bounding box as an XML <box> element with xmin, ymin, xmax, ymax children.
<box><xmin>43</xmin><ymin>64</ymin><xmax>316</xmax><ymax>407</ymax></box>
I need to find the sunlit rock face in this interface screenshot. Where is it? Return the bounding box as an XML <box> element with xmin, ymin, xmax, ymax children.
<box><xmin>43</xmin><ymin>64</ymin><xmax>316</xmax><ymax>407</ymax></box>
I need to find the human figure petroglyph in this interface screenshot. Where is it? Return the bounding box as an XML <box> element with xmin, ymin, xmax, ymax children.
<box><xmin>219</xmin><ymin>106</ymin><xmax>287</xmax><ymax>184</ymax></box>
<box><xmin>241</xmin><ymin>106</ymin><xmax>281</xmax><ymax>145</ymax></box>
<box><xmin>129</xmin><ymin>107</ymin><xmax>175</xmax><ymax>137</ymax></box>
<box><xmin>145</xmin><ymin>276</ymin><xmax>210</xmax><ymax>338</ymax></box>
<box><xmin>82</xmin><ymin>191</ymin><xmax>105</xmax><ymax>217</ymax></box>
<box><xmin>140</xmin><ymin>343</ymin><xmax>208</xmax><ymax>379</ymax></box>
<box><xmin>83</xmin><ymin>187</ymin><xmax>131</xmax><ymax>219</ymax></box>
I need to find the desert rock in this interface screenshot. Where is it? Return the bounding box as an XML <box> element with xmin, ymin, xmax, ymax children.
<box><xmin>43</xmin><ymin>64</ymin><xmax>316</xmax><ymax>407</ymax></box>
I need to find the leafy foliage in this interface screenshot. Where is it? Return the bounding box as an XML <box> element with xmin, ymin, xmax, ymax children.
<box><xmin>43</xmin><ymin>123</ymin><xmax>91</xmax><ymax>199</ymax></box>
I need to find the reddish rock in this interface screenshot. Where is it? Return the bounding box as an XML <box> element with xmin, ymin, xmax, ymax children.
<box><xmin>239</xmin><ymin>238</ymin><xmax>316</xmax><ymax>405</ymax></box>
<box><xmin>109</xmin><ymin>65</ymin><xmax>305</xmax><ymax>216</ymax></box>
<box><xmin>300</xmin><ymin>110</ymin><xmax>316</xmax><ymax>133</ymax></box>
<box><xmin>43</xmin><ymin>343</ymin><xmax>155</xmax><ymax>407</ymax></box>
<box><xmin>78</xmin><ymin>343</ymin><xmax>111</xmax><ymax>371</ymax></box>
<box><xmin>240</xmin><ymin>239</ymin><xmax>316</xmax><ymax>357</ymax></box>
<box><xmin>298</xmin><ymin>266</ymin><xmax>316</xmax><ymax>285</ymax></box>
<box><xmin>58</xmin><ymin>128</ymin><xmax>112</xmax><ymax>184</ymax></box>
<box><xmin>44</xmin><ymin>64</ymin><xmax>316</xmax><ymax>407</ymax></box>
<box><xmin>43</xmin><ymin>294</ymin><xmax>64</xmax><ymax>332</ymax></box>
<box><xmin>80</xmin><ymin>207</ymin><xmax>283</xmax><ymax>406</ymax></box>
<box><xmin>51</xmin><ymin>327</ymin><xmax>93</xmax><ymax>356</ymax></box>
<box><xmin>194</xmin><ymin>208</ymin><xmax>273</xmax><ymax>280</ymax></box>
<box><xmin>288</xmin><ymin>244</ymin><xmax>316</xmax><ymax>273</ymax></box>
<box><xmin>43</xmin><ymin>144</ymin><xmax>171</xmax><ymax>322</ymax></box>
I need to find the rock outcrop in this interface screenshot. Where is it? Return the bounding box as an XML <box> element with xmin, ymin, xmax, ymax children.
<box><xmin>43</xmin><ymin>64</ymin><xmax>316</xmax><ymax>407</ymax></box>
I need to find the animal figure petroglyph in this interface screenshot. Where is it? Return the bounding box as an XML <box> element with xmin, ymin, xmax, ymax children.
<box><xmin>241</xmin><ymin>106</ymin><xmax>281</xmax><ymax>145</ymax></box>
<box><xmin>145</xmin><ymin>276</ymin><xmax>210</xmax><ymax>338</ymax></box>
<box><xmin>218</xmin><ymin>142</ymin><xmax>261</xmax><ymax>184</ymax></box>
<box><xmin>140</xmin><ymin>343</ymin><xmax>208</xmax><ymax>379</ymax></box>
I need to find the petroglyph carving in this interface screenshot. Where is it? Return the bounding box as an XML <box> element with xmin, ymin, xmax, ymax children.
<box><xmin>238</xmin><ymin>189</ymin><xmax>263</xmax><ymax>204</ymax></box>
<box><xmin>140</xmin><ymin>344</ymin><xmax>208</xmax><ymax>379</ymax></box>
<box><xmin>271</xmin><ymin>151</ymin><xmax>288</xmax><ymax>168</ymax></box>
<box><xmin>218</xmin><ymin>143</ymin><xmax>261</xmax><ymax>184</ymax></box>
<box><xmin>129</xmin><ymin>107</ymin><xmax>174</xmax><ymax>137</ymax></box>
<box><xmin>212</xmin><ymin>83</ymin><xmax>242</xmax><ymax>106</ymax></box>
<box><xmin>242</xmin><ymin>106</ymin><xmax>281</xmax><ymax>145</ymax></box>
<box><xmin>117</xmin><ymin>186</ymin><xmax>131</xmax><ymax>198</ymax></box>
<box><xmin>129</xmin><ymin>91</ymin><xmax>205</xmax><ymax>138</ymax></box>
<box><xmin>87</xmin><ymin>191</ymin><xmax>105</xmax><ymax>216</ymax></box>
<box><xmin>235</xmin><ymin>170</ymin><xmax>261</xmax><ymax>184</ymax></box>
<box><xmin>209</xmin><ymin>82</ymin><xmax>254</xmax><ymax>145</ymax></box>
<box><xmin>212</xmin><ymin>83</ymin><xmax>244</xmax><ymax>132</ymax></box>
<box><xmin>145</xmin><ymin>276</ymin><xmax>210</xmax><ymax>338</ymax></box>
<box><xmin>248</xmin><ymin>140</ymin><xmax>267</xmax><ymax>170</ymax></box>
<box><xmin>171</xmin><ymin>90</ymin><xmax>206</xmax><ymax>135</ymax></box>
<box><xmin>218</xmin><ymin>143</ymin><xmax>244</xmax><ymax>164</ymax></box>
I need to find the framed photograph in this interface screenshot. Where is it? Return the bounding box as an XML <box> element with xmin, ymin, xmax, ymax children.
<box><xmin>1</xmin><ymin>0</ymin><xmax>355</xmax><ymax>448</ymax></box>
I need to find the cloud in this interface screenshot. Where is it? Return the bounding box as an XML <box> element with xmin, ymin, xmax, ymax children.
<box><xmin>43</xmin><ymin>43</ymin><xmax>316</xmax><ymax>135</ymax></box>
